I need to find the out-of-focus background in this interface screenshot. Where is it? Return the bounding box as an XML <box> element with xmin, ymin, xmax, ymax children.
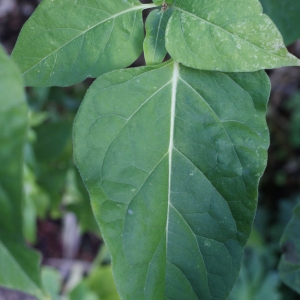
<box><xmin>1</xmin><ymin>0</ymin><xmax>300</xmax><ymax>299</ymax></box>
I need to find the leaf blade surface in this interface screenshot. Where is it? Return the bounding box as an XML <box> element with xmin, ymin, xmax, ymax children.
<box><xmin>12</xmin><ymin>0</ymin><xmax>155</xmax><ymax>87</ymax></box>
<box><xmin>74</xmin><ymin>62</ymin><xmax>270</xmax><ymax>299</ymax></box>
<box><xmin>166</xmin><ymin>0</ymin><xmax>300</xmax><ymax>71</ymax></box>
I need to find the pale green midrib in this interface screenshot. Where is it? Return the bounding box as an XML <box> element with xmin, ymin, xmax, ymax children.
<box><xmin>165</xmin><ymin>62</ymin><xmax>212</xmax><ymax>298</ymax></box>
<box><xmin>173</xmin><ymin>6</ymin><xmax>294</xmax><ymax>62</ymax></box>
<box><xmin>21</xmin><ymin>3</ymin><xmax>157</xmax><ymax>76</ymax></box>
<box><xmin>0</xmin><ymin>239</ymin><xmax>43</xmax><ymax>298</ymax></box>
<box><xmin>166</xmin><ymin>60</ymin><xmax>179</xmax><ymax>269</ymax></box>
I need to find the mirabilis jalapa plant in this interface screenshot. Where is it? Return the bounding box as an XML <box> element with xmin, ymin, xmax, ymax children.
<box><xmin>12</xmin><ymin>0</ymin><xmax>300</xmax><ymax>299</ymax></box>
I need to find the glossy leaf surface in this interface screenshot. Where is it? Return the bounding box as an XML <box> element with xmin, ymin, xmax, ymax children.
<box><xmin>0</xmin><ymin>46</ymin><xmax>46</xmax><ymax>299</ymax></box>
<box><xmin>12</xmin><ymin>0</ymin><xmax>155</xmax><ymax>87</ymax></box>
<box><xmin>144</xmin><ymin>8</ymin><xmax>173</xmax><ymax>65</ymax></box>
<box><xmin>278</xmin><ymin>202</ymin><xmax>300</xmax><ymax>294</ymax></box>
<box><xmin>166</xmin><ymin>0</ymin><xmax>300</xmax><ymax>71</ymax></box>
<box><xmin>74</xmin><ymin>61</ymin><xmax>270</xmax><ymax>299</ymax></box>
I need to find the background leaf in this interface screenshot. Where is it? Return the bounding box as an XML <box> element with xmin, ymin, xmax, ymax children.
<box><xmin>42</xmin><ymin>267</ymin><xmax>62</xmax><ymax>300</ymax></box>
<box><xmin>278</xmin><ymin>201</ymin><xmax>300</xmax><ymax>294</ymax></box>
<box><xmin>12</xmin><ymin>0</ymin><xmax>155</xmax><ymax>87</ymax></box>
<box><xmin>0</xmin><ymin>46</ymin><xmax>46</xmax><ymax>299</ymax></box>
<box><xmin>260</xmin><ymin>0</ymin><xmax>300</xmax><ymax>46</ymax></box>
<box><xmin>166</xmin><ymin>0</ymin><xmax>299</xmax><ymax>72</ymax></box>
<box><xmin>69</xmin><ymin>282</ymin><xmax>98</xmax><ymax>300</ymax></box>
<box><xmin>74</xmin><ymin>61</ymin><xmax>270</xmax><ymax>299</ymax></box>
<box><xmin>230</xmin><ymin>247</ymin><xmax>282</xmax><ymax>300</ymax></box>
<box><xmin>85</xmin><ymin>266</ymin><xmax>120</xmax><ymax>300</ymax></box>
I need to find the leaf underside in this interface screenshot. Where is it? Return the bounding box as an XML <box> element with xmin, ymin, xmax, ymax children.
<box><xmin>74</xmin><ymin>61</ymin><xmax>270</xmax><ymax>299</ymax></box>
<box><xmin>0</xmin><ymin>46</ymin><xmax>45</xmax><ymax>299</ymax></box>
<box><xmin>12</xmin><ymin>0</ymin><xmax>148</xmax><ymax>87</ymax></box>
<box><xmin>166</xmin><ymin>0</ymin><xmax>300</xmax><ymax>71</ymax></box>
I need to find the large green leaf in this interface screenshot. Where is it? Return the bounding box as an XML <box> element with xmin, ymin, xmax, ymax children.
<box><xmin>165</xmin><ymin>0</ymin><xmax>300</xmax><ymax>72</ymax></box>
<box><xmin>12</xmin><ymin>0</ymin><xmax>156</xmax><ymax>87</ymax></box>
<box><xmin>278</xmin><ymin>202</ymin><xmax>300</xmax><ymax>294</ymax></box>
<box><xmin>143</xmin><ymin>8</ymin><xmax>173</xmax><ymax>65</ymax></box>
<box><xmin>0</xmin><ymin>46</ymin><xmax>46</xmax><ymax>299</ymax></box>
<box><xmin>74</xmin><ymin>61</ymin><xmax>270</xmax><ymax>299</ymax></box>
<box><xmin>260</xmin><ymin>0</ymin><xmax>300</xmax><ymax>46</ymax></box>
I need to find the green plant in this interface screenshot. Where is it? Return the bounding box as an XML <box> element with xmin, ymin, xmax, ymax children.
<box><xmin>0</xmin><ymin>46</ymin><xmax>47</xmax><ymax>299</ymax></box>
<box><xmin>2</xmin><ymin>0</ymin><xmax>300</xmax><ymax>299</ymax></box>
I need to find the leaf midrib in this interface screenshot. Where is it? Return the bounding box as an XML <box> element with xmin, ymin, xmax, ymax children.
<box><xmin>22</xmin><ymin>3</ymin><xmax>157</xmax><ymax>76</ymax></box>
<box><xmin>166</xmin><ymin>62</ymin><xmax>179</xmax><ymax>252</ymax></box>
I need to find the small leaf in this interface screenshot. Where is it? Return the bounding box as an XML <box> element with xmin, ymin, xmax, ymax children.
<box><xmin>166</xmin><ymin>0</ymin><xmax>300</xmax><ymax>72</ymax></box>
<box><xmin>144</xmin><ymin>8</ymin><xmax>173</xmax><ymax>65</ymax></box>
<box><xmin>74</xmin><ymin>61</ymin><xmax>270</xmax><ymax>298</ymax></box>
<box><xmin>85</xmin><ymin>266</ymin><xmax>120</xmax><ymax>300</ymax></box>
<box><xmin>260</xmin><ymin>0</ymin><xmax>300</xmax><ymax>45</ymax></box>
<box><xmin>278</xmin><ymin>202</ymin><xmax>300</xmax><ymax>294</ymax></box>
<box><xmin>12</xmin><ymin>0</ymin><xmax>156</xmax><ymax>87</ymax></box>
<box><xmin>42</xmin><ymin>267</ymin><xmax>62</xmax><ymax>300</ymax></box>
<box><xmin>0</xmin><ymin>46</ymin><xmax>46</xmax><ymax>299</ymax></box>
<box><xmin>69</xmin><ymin>282</ymin><xmax>98</xmax><ymax>300</ymax></box>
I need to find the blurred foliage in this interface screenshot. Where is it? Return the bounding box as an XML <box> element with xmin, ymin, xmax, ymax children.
<box><xmin>23</xmin><ymin>83</ymin><xmax>99</xmax><ymax>236</ymax></box>
<box><xmin>279</xmin><ymin>202</ymin><xmax>300</xmax><ymax>294</ymax></box>
<box><xmin>229</xmin><ymin>247</ymin><xmax>282</xmax><ymax>300</ymax></box>
<box><xmin>69</xmin><ymin>282</ymin><xmax>98</xmax><ymax>300</ymax></box>
<box><xmin>42</xmin><ymin>267</ymin><xmax>62</xmax><ymax>300</ymax></box>
<box><xmin>286</xmin><ymin>93</ymin><xmax>300</xmax><ymax>148</ymax></box>
<box><xmin>85</xmin><ymin>266</ymin><xmax>120</xmax><ymax>300</ymax></box>
<box><xmin>0</xmin><ymin>45</ymin><xmax>46</xmax><ymax>299</ymax></box>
